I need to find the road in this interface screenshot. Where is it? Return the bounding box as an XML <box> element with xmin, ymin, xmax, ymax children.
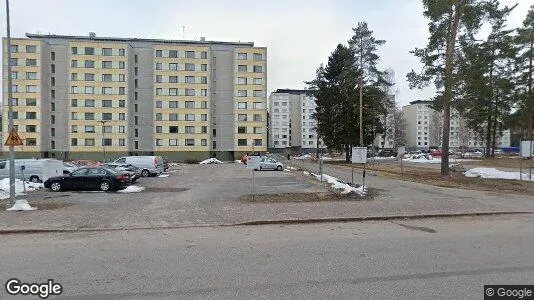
<box><xmin>1</xmin><ymin>215</ymin><xmax>533</xmax><ymax>299</ymax></box>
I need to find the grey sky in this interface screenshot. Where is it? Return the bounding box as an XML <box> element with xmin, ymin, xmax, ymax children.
<box><xmin>1</xmin><ymin>0</ymin><xmax>531</xmax><ymax>106</ymax></box>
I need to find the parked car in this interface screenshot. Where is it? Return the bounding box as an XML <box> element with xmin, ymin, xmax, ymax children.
<box><xmin>103</xmin><ymin>163</ymin><xmax>141</xmax><ymax>183</ymax></box>
<box><xmin>432</xmin><ymin>149</ymin><xmax>443</xmax><ymax>157</ymax></box>
<box><xmin>0</xmin><ymin>159</ymin><xmax>63</xmax><ymax>183</ymax></box>
<box><xmin>63</xmin><ymin>162</ymin><xmax>79</xmax><ymax>175</ymax></box>
<box><xmin>254</xmin><ymin>156</ymin><xmax>284</xmax><ymax>171</ymax></box>
<box><xmin>112</xmin><ymin>156</ymin><xmax>164</xmax><ymax>177</ymax></box>
<box><xmin>44</xmin><ymin>167</ymin><xmax>132</xmax><ymax>192</ymax></box>
<box><xmin>463</xmin><ymin>150</ymin><xmax>483</xmax><ymax>158</ymax></box>
<box><xmin>376</xmin><ymin>149</ymin><xmax>398</xmax><ymax>158</ymax></box>
<box><xmin>71</xmin><ymin>160</ymin><xmax>102</xmax><ymax>167</ymax></box>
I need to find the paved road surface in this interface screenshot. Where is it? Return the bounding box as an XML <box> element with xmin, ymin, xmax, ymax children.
<box><xmin>1</xmin><ymin>215</ymin><xmax>533</xmax><ymax>299</ymax></box>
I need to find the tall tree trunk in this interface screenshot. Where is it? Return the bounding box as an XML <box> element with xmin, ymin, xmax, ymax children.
<box><xmin>359</xmin><ymin>39</ymin><xmax>364</xmax><ymax>147</ymax></box>
<box><xmin>529</xmin><ymin>30</ymin><xmax>533</xmax><ymax>141</ymax></box>
<box><xmin>441</xmin><ymin>1</ymin><xmax>462</xmax><ymax>176</ymax></box>
<box><xmin>486</xmin><ymin>43</ymin><xmax>495</xmax><ymax>158</ymax></box>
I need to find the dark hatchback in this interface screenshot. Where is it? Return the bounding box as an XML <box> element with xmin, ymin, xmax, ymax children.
<box><xmin>44</xmin><ymin>167</ymin><xmax>132</xmax><ymax>192</ymax></box>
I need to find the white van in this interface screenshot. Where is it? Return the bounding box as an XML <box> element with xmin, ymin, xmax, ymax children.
<box><xmin>0</xmin><ymin>159</ymin><xmax>64</xmax><ymax>183</ymax></box>
<box><xmin>112</xmin><ymin>156</ymin><xmax>164</xmax><ymax>177</ymax></box>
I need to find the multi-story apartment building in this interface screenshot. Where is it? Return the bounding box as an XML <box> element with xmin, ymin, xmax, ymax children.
<box><xmin>402</xmin><ymin>100</ymin><xmax>510</xmax><ymax>150</ymax></box>
<box><xmin>268</xmin><ymin>89</ymin><xmax>322</xmax><ymax>153</ymax></box>
<box><xmin>2</xmin><ymin>33</ymin><xmax>267</xmax><ymax>161</ymax></box>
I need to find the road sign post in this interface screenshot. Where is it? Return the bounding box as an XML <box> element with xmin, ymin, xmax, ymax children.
<box><xmin>398</xmin><ymin>146</ymin><xmax>406</xmax><ymax>181</ymax></box>
<box><xmin>351</xmin><ymin>147</ymin><xmax>367</xmax><ymax>190</ymax></box>
<box><xmin>5</xmin><ymin>0</ymin><xmax>16</xmax><ymax>206</ymax></box>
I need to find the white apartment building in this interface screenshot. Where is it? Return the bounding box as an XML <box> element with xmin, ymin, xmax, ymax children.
<box><xmin>403</xmin><ymin>100</ymin><xmax>510</xmax><ymax>150</ymax></box>
<box><xmin>268</xmin><ymin>89</ymin><xmax>322</xmax><ymax>152</ymax></box>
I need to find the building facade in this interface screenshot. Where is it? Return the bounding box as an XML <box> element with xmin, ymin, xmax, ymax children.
<box><xmin>402</xmin><ymin>100</ymin><xmax>510</xmax><ymax>150</ymax></box>
<box><xmin>268</xmin><ymin>89</ymin><xmax>322</xmax><ymax>153</ymax></box>
<box><xmin>2</xmin><ymin>33</ymin><xmax>267</xmax><ymax>161</ymax></box>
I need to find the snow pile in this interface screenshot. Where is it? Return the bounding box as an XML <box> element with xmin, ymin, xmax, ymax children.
<box><xmin>464</xmin><ymin>168</ymin><xmax>534</xmax><ymax>181</ymax></box>
<box><xmin>369</xmin><ymin>156</ymin><xmax>396</xmax><ymax>161</ymax></box>
<box><xmin>158</xmin><ymin>174</ymin><xmax>170</xmax><ymax>178</ymax></box>
<box><xmin>6</xmin><ymin>199</ymin><xmax>37</xmax><ymax>211</ymax></box>
<box><xmin>303</xmin><ymin>171</ymin><xmax>310</xmax><ymax>176</ymax></box>
<box><xmin>169</xmin><ymin>163</ymin><xmax>180</xmax><ymax>166</ymax></box>
<box><xmin>284</xmin><ymin>169</ymin><xmax>291</xmax><ymax>172</ymax></box>
<box><xmin>294</xmin><ymin>154</ymin><xmax>311</xmax><ymax>160</ymax></box>
<box><xmin>0</xmin><ymin>178</ymin><xmax>43</xmax><ymax>200</ymax></box>
<box><xmin>310</xmin><ymin>173</ymin><xmax>367</xmax><ymax>196</ymax></box>
<box><xmin>199</xmin><ymin>158</ymin><xmax>223</xmax><ymax>165</ymax></box>
<box><xmin>235</xmin><ymin>160</ymin><xmax>243</xmax><ymax>163</ymax></box>
<box><xmin>118</xmin><ymin>185</ymin><xmax>146</xmax><ymax>193</ymax></box>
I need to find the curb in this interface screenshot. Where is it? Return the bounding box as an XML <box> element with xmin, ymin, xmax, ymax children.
<box><xmin>0</xmin><ymin>211</ymin><xmax>531</xmax><ymax>235</ymax></box>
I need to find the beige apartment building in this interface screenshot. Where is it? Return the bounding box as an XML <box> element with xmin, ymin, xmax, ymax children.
<box><xmin>2</xmin><ymin>33</ymin><xmax>267</xmax><ymax>161</ymax></box>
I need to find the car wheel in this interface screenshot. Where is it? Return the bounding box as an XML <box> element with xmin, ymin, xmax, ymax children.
<box><xmin>30</xmin><ymin>176</ymin><xmax>40</xmax><ymax>183</ymax></box>
<box><xmin>100</xmin><ymin>181</ymin><xmax>111</xmax><ymax>191</ymax></box>
<box><xmin>50</xmin><ymin>181</ymin><xmax>62</xmax><ymax>192</ymax></box>
<box><xmin>276</xmin><ymin>165</ymin><xmax>283</xmax><ymax>171</ymax></box>
<box><xmin>141</xmin><ymin>169</ymin><xmax>150</xmax><ymax>177</ymax></box>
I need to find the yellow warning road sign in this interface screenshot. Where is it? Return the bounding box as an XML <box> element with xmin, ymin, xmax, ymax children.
<box><xmin>4</xmin><ymin>128</ymin><xmax>23</xmax><ymax>146</ymax></box>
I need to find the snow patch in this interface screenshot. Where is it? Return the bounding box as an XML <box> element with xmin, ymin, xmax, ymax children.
<box><xmin>6</xmin><ymin>199</ymin><xmax>37</xmax><ymax>211</ymax></box>
<box><xmin>310</xmin><ymin>173</ymin><xmax>367</xmax><ymax>196</ymax></box>
<box><xmin>303</xmin><ymin>171</ymin><xmax>310</xmax><ymax>176</ymax></box>
<box><xmin>235</xmin><ymin>160</ymin><xmax>243</xmax><ymax>163</ymax></box>
<box><xmin>0</xmin><ymin>178</ymin><xmax>43</xmax><ymax>200</ymax></box>
<box><xmin>199</xmin><ymin>158</ymin><xmax>223</xmax><ymax>164</ymax></box>
<box><xmin>118</xmin><ymin>185</ymin><xmax>146</xmax><ymax>193</ymax></box>
<box><xmin>464</xmin><ymin>167</ymin><xmax>534</xmax><ymax>181</ymax></box>
<box><xmin>158</xmin><ymin>174</ymin><xmax>170</xmax><ymax>178</ymax></box>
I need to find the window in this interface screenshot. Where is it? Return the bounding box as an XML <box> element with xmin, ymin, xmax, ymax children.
<box><xmin>155</xmin><ymin>75</ymin><xmax>163</xmax><ymax>83</ymax></box>
<box><xmin>102</xmin><ymin>100</ymin><xmax>113</xmax><ymax>107</ymax></box>
<box><xmin>253</xmin><ymin>66</ymin><xmax>263</xmax><ymax>73</ymax></box>
<box><xmin>184</xmin><ymin>114</ymin><xmax>195</xmax><ymax>121</ymax></box>
<box><xmin>169</xmin><ymin>63</ymin><xmax>179</xmax><ymax>71</ymax></box>
<box><xmin>254</xmin><ymin>139</ymin><xmax>263</xmax><ymax>146</ymax></box>
<box><xmin>26</xmin><ymin>72</ymin><xmax>37</xmax><ymax>80</ymax></box>
<box><xmin>155</xmin><ymin>139</ymin><xmax>163</xmax><ymax>146</ymax></box>
<box><xmin>118</xmin><ymin>139</ymin><xmax>125</xmax><ymax>146</ymax></box>
<box><xmin>102</xmin><ymin>87</ymin><xmax>113</xmax><ymax>94</ymax></box>
<box><xmin>119</xmin><ymin>48</ymin><xmax>125</xmax><ymax>56</ymax></box>
<box><xmin>238</xmin><ymin>127</ymin><xmax>247</xmax><ymax>134</ymax></box>
<box><xmin>156</xmin><ymin>113</ymin><xmax>162</xmax><ymax>121</ymax></box>
<box><xmin>135</xmin><ymin>141</ymin><xmax>139</xmax><ymax>149</ymax></box>
<box><xmin>71</xmin><ymin>60</ymin><xmax>78</xmax><ymax>68</ymax></box>
<box><xmin>85</xmin><ymin>113</ymin><xmax>95</xmax><ymax>120</ymax></box>
<box><xmin>10</xmin><ymin>71</ymin><xmax>18</xmax><ymax>79</ymax></box>
<box><xmin>238</xmin><ymin>53</ymin><xmax>247</xmax><ymax>60</ymax></box>
<box><xmin>183</xmin><ymin>138</ymin><xmax>195</xmax><ymax>146</ymax></box>
<box><xmin>71</xmin><ymin>47</ymin><xmax>77</xmax><ymax>54</ymax></box>
<box><xmin>185</xmin><ymin>126</ymin><xmax>195</xmax><ymax>134</ymax></box>
<box><xmin>169</xmin><ymin>88</ymin><xmax>178</xmax><ymax>96</ymax></box>
<box><xmin>185</xmin><ymin>63</ymin><xmax>195</xmax><ymax>71</ymax></box>
<box><xmin>26</xmin><ymin>59</ymin><xmax>37</xmax><ymax>66</ymax></box>
<box><xmin>71</xmin><ymin>138</ymin><xmax>78</xmax><ymax>146</ymax></box>
<box><xmin>169</xmin><ymin>101</ymin><xmax>179</xmax><ymax>108</ymax></box>
<box><xmin>238</xmin><ymin>90</ymin><xmax>248</xmax><ymax>97</ymax></box>
<box><xmin>85</xmin><ymin>60</ymin><xmax>95</xmax><ymax>68</ymax></box>
<box><xmin>201</xmin><ymin>64</ymin><xmax>207</xmax><ymax>71</ymax></box>
<box><xmin>84</xmin><ymin>47</ymin><xmax>94</xmax><ymax>55</ymax></box>
<box><xmin>26</xmin><ymin>125</ymin><xmax>36</xmax><ymax>133</ymax></box>
<box><xmin>238</xmin><ymin>114</ymin><xmax>247</xmax><ymax>121</ymax></box>
<box><xmin>26</xmin><ymin>85</ymin><xmax>37</xmax><ymax>93</ymax></box>
<box><xmin>119</xmin><ymin>61</ymin><xmax>125</xmax><ymax>69</ymax></box>
<box><xmin>156</xmin><ymin>63</ymin><xmax>162</xmax><ymax>70</ymax></box>
<box><xmin>85</xmin><ymin>86</ymin><xmax>95</xmax><ymax>94</ymax></box>
<box><xmin>9</xmin><ymin>98</ymin><xmax>18</xmax><ymax>106</ymax></box>
<box><xmin>169</xmin><ymin>76</ymin><xmax>178</xmax><ymax>83</ymax></box>
<box><xmin>201</xmin><ymin>114</ymin><xmax>207</xmax><ymax>121</ymax></box>
<box><xmin>198</xmin><ymin>76</ymin><xmax>207</xmax><ymax>84</ymax></box>
<box><xmin>253</xmin><ymin>53</ymin><xmax>263</xmax><ymax>61</ymax></box>
<box><xmin>51</xmin><ymin>102</ymin><xmax>55</xmax><ymax>111</ymax></box>
<box><xmin>102</xmin><ymin>113</ymin><xmax>112</xmax><ymax>120</ymax></box>
<box><xmin>201</xmin><ymin>52</ymin><xmax>207</xmax><ymax>59</ymax></box>
<box><xmin>185</xmin><ymin>101</ymin><xmax>195</xmax><ymax>109</ymax></box>
<box><xmin>253</xmin><ymin>90</ymin><xmax>264</xmax><ymax>97</ymax></box>
<box><xmin>85</xmin><ymin>125</ymin><xmax>95</xmax><ymax>133</ymax></box>
<box><xmin>26</xmin><ymin>98</ymin><xmax>37</xmax><ymax>106</ymax></box>
<box><xmin>102</xmin><ymin>61</ymin><xmax>112</xmax><ymax>68</ymax></box>
<box><xmin>83</xmin><ymin>73</ymin><xmax>94</xmax><ymax>81</ymax></box>
<box><xmin>185</xmin><ymin>89</ymin><xmax>195</xmax><ymax>96</ymax></box>
<box><xmin>135</xmin><ymin>104</ymin><xmax>138</xmax><ymax>113</ymax></box>
<box><xmin>71</xmin><ymin>125</ymin><xmax>78</xmax><ymax>133</ymax></box>
<box><xmin>102</xmin><ymin>74</ymin><xmax>113</xmax><ymax>82</ymax></box>
<box><xmin>253</xmin><ymin>114</ymin><xmax>263</xmax><ymax>122</ymax></box>
<box><xmin>185</xmin><ymin>51</ymin><xmax>195</xmax><ymax>58</ymax></box>
<box><xmin>238</xmin><ymin>139</ymin><xmax>247</xmax><ymax>146</ymax></box>
<box><xmin>71</xmin><ymin>86</ymin><xmax>78</xmax><ymax>94</ymax></box>
<box><xmin>12</xmin><ymin>112</ymin><xmax>18</xmax><ymax>119</ymax></box>
<box><xmin>10</xmin><ymin>45</ymin><xmax>18</xmax><ymax>53</ymax></box>
<box><xmin>12</xmin><ymin>85</ymin><xmax>18</xmax><ymax>93</ymax></box>
<box><xmin>103</xmin><ymin>126</ymin><xmax>112</xmax><ymax>133</ymax></box>
<box><xmin>201</xmin><ymin>126</ymin><xmax>207</xmax><ymax>133</ymax></box>
<box><xmin>169</xmin><ymin>50</ymin><xmax>178</xmax><ymax>58</ymax></box>
<box><xmin>254</xmin><ymin>127</ymin><xmax>263</xmax><ymax>134</ymax></box>
<box><xmin>201</xmin><ymin>101</ymin><xmax>207</xmax><ymax>109</ymax></box>
<box><xmin>169</xmin><ymin>139</ymin><xmax>178</xmax><ymax>146</ymax></box>
<box><xmin>237</xmin><ymin>77</ymin><xmax>248</xmax><ymax>85</ymax></box>
<box><xmin>156</xmin><ymin>88</ymin><xmax>163</xmax><ymax>95</ymax></box>
<box><xmin>102</xmin><ymin>48</ymin><xmax>112</xmax><ymax>56</ymax></box>
<box><xmin>201</xmin><ymin>89</ymin><xmax>208</xmax><ymax>96</ymax></box>
<box><xmin>85</xmin><ymin>139</ymin><xmax>95</xmax><ymax>146</ymax></box>
<box><xmin>26</xmin><ymin>112</ymin><xmax>37</xmax><ymax>119</ymax></box>
<box><xmin>169</xmin><ymin>114</ymin><xmax>179</xmax><ymax>121</ymax></box>
<box><xmin>119</xmin><ymin>87</ymin><xmax>125</xmax><ymax>95</ymax></box>
<box><xmin>71</xmin><ymin>112</ymin><xmax>77</xmax><ymax>120</ymax></box>
<box><xmin>155</xmin><ymin>126</ymin><xmax>163</xmax><ymax>134</ymax></box>
<box><xmin>169</xmin><ymin>126</ymin><xmax>179</xmax><ymax>133</ymax></box>
<box><xmin>253</xmin><ymin>102</ymin><xmax>265</xmax><ymax>109</ymax></box>
<box><xmin>238</xmin><ymin>65</ymin><xmax>247</xmax><ymax>72</ymax></box>
<box><xmin>10</xmin><ymin>58</ymin><xmax>18</xmax><ymax>66</ymax></box>
<box><xmin>185</xmin><ymin>76</ymin><xmax>195</xmax><ymax>84</ymax></box>
<box><xmin>238</xmin><ymin>102</ymin><xmax>247</xmax><ymax>109</ymax></box>
<box><xmin>156</xmin><ymin>50</ymin><xmax>162</xmax><ymax>57</ymax></box>
<box><xmin>155</xmin><ymin>101</ymin><xmax>162</xmax><ymax>108</ymax></box>
<box><xmin>135</xmin><ymin>92</ymin><xmax>138</xmax><ymax>100</ymax></box>
<box><xmin>26</xmin><ymin>139</ymin><xmax>37</xmax><ymax>146</ymax></box>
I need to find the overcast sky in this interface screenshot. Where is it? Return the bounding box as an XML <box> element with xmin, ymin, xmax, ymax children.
<box><xmin>1</xmin><ymin>0</ymin><xmax>531</xmax><ymax>106</ymax></box>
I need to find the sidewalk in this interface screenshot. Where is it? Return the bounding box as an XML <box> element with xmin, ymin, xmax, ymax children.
<box><xmin>0</xmin><ymin>162</ymin><xmax>533</xmax><ymax>233</ymax></box>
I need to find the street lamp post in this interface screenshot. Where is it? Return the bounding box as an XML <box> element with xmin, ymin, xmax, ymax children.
<box><xmin>100</xmin><ymin>120</ymin><xmax>108</xmax><ymax>163</ymax></box>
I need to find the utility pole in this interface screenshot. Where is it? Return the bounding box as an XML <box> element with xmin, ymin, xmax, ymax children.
<box><xmin>6</xmin><ymin>0</ymin><xmax>16</xmax><ymax>206</ymax></box>
<box><xmin>359</xmin><ymin>38</ymin><xmax>364</xmax><ymax>147</ymax></box>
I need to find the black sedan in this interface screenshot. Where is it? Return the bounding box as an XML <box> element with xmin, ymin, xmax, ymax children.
<box><xmin>44</xmin><ymin>167</ymin><xmax>132</xmax><ymax>192</ymax></box>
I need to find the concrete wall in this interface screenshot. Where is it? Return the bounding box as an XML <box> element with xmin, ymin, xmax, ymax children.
<box><xmin>211</xmin><ymin>45</ymin><xmax>235</xmax><ymax>152</ymax></box>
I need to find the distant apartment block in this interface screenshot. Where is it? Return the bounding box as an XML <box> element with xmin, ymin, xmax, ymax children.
<box><xmin>2</xmin><ymin>33</ymin><xmax>267</xmax><ymax>161</ymax></box>
<box><xmin>268</xmin><ymin>89</ymin><xmax>322</xmax><ymax>153</ymax></box>
<box><xmin>402</xmin><ymin>100</ymin><xmax>510</xmax><ymax>150</ymax></box>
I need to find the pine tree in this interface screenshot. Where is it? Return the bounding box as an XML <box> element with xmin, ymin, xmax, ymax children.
<box><xmin>515</xmin><ymin>5</ymin><xmax>534</xmax><ymax>141</ymax></box>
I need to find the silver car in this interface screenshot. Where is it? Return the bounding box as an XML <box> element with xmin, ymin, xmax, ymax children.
<box><xmin>255</xmin><ymin>156</ymin><xmax>284</xmax><ymax>171</ymax></box>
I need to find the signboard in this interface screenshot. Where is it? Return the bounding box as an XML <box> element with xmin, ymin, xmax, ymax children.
<box><xmin>397</xmin><ymin>146</ymin><xmax>406</xmax><ymax>156</ymax></box>
<box><xmin>520</xmin><ymin>140</ymin><xmax>534</xmax><ymax>158</ymax></box>
<box><xmin>4</xmin><ymin>128</ymin><xmax>23</xmax><ymax>146</ymax></box>
<box><xmin>351</xmin><ymin>147</ymin><xmax>367</xmax><ymax>164</ymax></box>
<box><xmin>247</xmin><ymin>156</ymin><xmax>261</xmax><ymax>170</ymax></box>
